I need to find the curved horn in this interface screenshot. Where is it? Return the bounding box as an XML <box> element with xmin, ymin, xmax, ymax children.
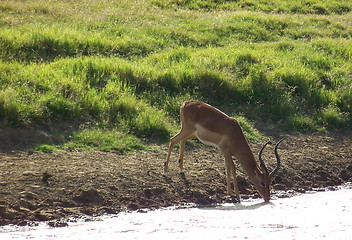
<box><xmin>258</xmin><ymin>140</ymin><xmax>271</xmax><ymax>176</ymax></box>
<box><xmin>268</xmin><ymin>138</ymin><xmax>285</xmax><ymax>178</ymax></box>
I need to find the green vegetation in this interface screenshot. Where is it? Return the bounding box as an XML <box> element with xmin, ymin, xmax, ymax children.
<box><xmin>0</xmin><ymin>0</ymin><xmax>351</xmax><ymax>152</ymax></box>
<box><xmin>33</xmin><ymin>127</ymin><xmax>147</xmax><ymax>153</ymax></box>
<box><xmin>153</xmin><ymin>0</ymin><xmax>351</xmax><ymax>14</ymax></box>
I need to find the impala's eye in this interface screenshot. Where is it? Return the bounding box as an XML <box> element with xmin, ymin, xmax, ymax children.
<box><xmin>260</xmin><ymin>181</ymin><xmax>266</xmax><ymax>187</ymax></box>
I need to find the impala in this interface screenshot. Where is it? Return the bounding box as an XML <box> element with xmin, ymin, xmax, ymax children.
<box><xmin>163</xmin><ymin>100</ymin><xmax>284</xmax><ymax>202</ymax></box>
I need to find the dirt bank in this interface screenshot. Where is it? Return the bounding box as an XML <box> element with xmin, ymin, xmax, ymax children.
<box><xmin>0</xmin><ymin>130</ymin><xmax>351</xmax><ymax>226</ymax></box>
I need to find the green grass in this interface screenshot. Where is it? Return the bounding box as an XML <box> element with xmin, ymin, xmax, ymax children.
<box><xmin>34</xmin><ymin>129</ymin><xmax>147</xmax><ymax>153</ymax></box>
<box><xmin>0</xmin><ymin>0</ymin><xmax>351</xmax><ymax>152</ymax></box>
<box><xmin>153</xmin><ymin>0</ymin><xmax>352</xmax><ymax>14</ymax></box>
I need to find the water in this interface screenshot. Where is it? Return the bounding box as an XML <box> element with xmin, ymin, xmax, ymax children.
<box><xmin>1</xmin><ymin>184</ymin><xmax>351</xmax><ymax>240</ymax></box>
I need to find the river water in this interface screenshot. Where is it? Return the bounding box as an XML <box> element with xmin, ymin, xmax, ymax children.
<box><xmin>1</xmin><ymin>183</ymin><xmax>351</xmax><ymax>240</ymax></box>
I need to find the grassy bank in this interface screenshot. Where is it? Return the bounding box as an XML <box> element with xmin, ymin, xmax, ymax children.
<box><xmin>0</xmin><ymin>0</ymin><xmax>351</xmax><ymax>152</ymax></box>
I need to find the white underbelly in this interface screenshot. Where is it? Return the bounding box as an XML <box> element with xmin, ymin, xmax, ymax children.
<box><xmin>196</xmin><ymin>135</ymin><xmax>219</xmax><ymax>148</ymax></box>
<box><xmin>195</xmin><ymin>124</ymin><xmax>220</xmax><ymax>148</ymax></box>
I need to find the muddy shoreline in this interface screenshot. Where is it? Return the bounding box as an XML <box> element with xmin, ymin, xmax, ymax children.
<box><xmin>1</xmin><ymin>130</ymin><xmax>351</xmax><ymax>226</ymax></box>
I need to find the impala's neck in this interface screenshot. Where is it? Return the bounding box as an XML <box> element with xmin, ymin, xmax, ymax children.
<box><xmin>236</xmin><ymin>147</ymin><xmax>262</xmax><ymax>178</ymax></box>
<box><xmin>230</xmin><ymin>131</ymin><xmax>263</xmax><ymax>180</ymax></box>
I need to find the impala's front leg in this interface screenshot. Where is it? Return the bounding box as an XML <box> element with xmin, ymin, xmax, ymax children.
<box><xmin>222</xmin><ymin>148</ymin><xmax>240</xmax><ymax>202</ymax></box>
<box><xmin>222</xmin><ymin>149</ymin><xmax>235</xmax><ymax>195</ymax></box>
<box><xmin>228</xmin><ymin>158</ymin><xmax>240</xmax><ymax>200</ymax></box>
<box><xmin>225</xmin><ymin>159</ymin><xmax>235</xmax><ymax>195</ymax></box>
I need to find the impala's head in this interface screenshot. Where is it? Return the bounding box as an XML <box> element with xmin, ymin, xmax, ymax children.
<box><xmin>254</xmin><ymin>138</ymin><xmax>285</xmax><ymax>202</ymax></box>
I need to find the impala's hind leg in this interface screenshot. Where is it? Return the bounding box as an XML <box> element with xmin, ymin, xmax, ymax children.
<box><xmin>178</xmin><ymin>139</ymin><xmax>186</xmax><ymax>175</ymax></box>
<box><xmin>163</xmin><ymin>130</ymin><xmax>194</xmax><ymax>176</ymax></box>
<box><xmin>178</xmin><ymin>134</ymin><xmax>196</xmax><ymax>175</ymax></box>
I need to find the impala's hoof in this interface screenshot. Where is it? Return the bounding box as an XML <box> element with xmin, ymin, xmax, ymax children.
<box><xmin>225</xmin><ymin>195</ymin><xmax>240</xmax><ymax>203</ymax></box>
<box><xmin>179</xmin><ymin>171</ymin><xmax>185</xmax><ymax>177</ymax></box>
<box><xmin>231</xmin><ymin>196</ymin><xmax>241</xmax><ymax>203</ymax></box>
